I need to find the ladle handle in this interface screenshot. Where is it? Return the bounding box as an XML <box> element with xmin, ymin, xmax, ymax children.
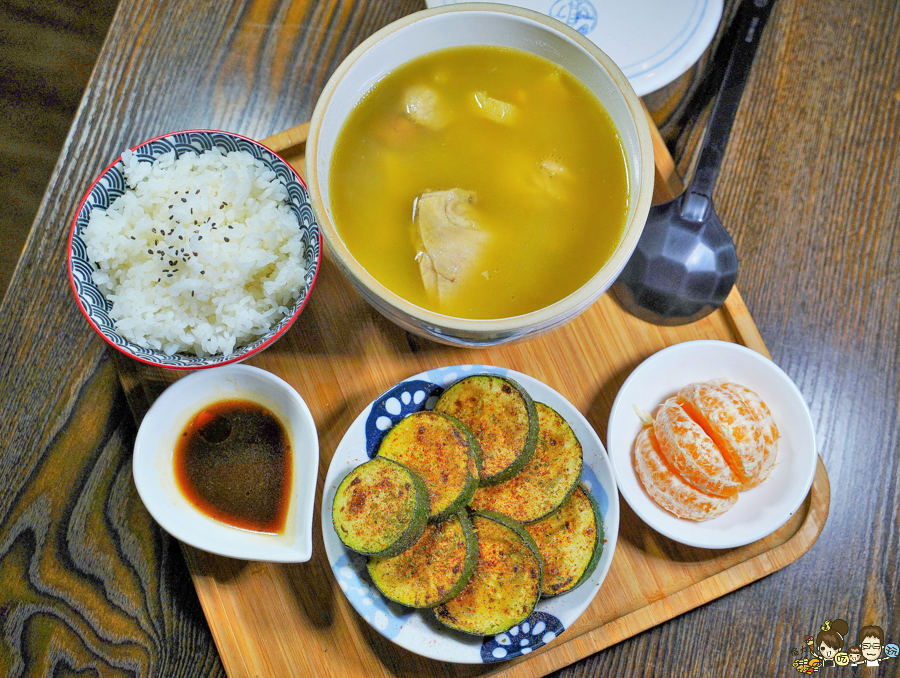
<box><xmin>687</xmin><ymin>0</ymin><xmax>777</xmax><ymax>204</ymax></box>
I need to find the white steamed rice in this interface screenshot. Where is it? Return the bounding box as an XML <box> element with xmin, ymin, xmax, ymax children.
<box><xmin>84</xmin><ymin>146</ymin><xmax>307</xmax><ymax>357</ymax></box>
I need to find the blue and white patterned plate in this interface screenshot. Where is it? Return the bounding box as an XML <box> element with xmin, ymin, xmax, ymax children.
<box><xmin>321</xmin><ymin>364</ymin><xmax>620</xmax><ymax>664</ymax></box>
<box><xmin>67</xmin><ymin>129</ymin><xmax>321</xmax><ymax>369</ymax></box>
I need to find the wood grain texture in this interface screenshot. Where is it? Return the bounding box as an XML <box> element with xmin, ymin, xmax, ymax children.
<box><xmin>0</xmin><ymin>0</ymin><xmax>118</xmax><ymax>302</ymax></box>
<box><xmin>0</xmin><ymin>1</ymin><xmax>418</xmax><ymax>676</ymax></box>
<box><xmin>1</xmin><ymin>0</ymin><xmax>898</xmax><ymax>676</ymax></box>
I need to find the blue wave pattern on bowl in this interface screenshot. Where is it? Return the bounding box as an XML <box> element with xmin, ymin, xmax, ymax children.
<box><xmin>364</xmin><ymin>379</ymin><xmax>445</xmax><ymax>457</ymax></box>
<box><xmin>333</xmin><ymin>552</ymin><xmax>413</xmax><ymax>640</ymax></box>
<box><xmin>70</xmin><ymin>131</ymin><xmax>320</xmax><ymax>368</ymax></box>
<box><xmin>481</xmin><ymin>611</ymin><xmax>566</xmax><ymax>662</ymax></box>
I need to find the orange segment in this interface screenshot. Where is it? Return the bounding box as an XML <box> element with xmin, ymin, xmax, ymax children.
<box><xmin>653</xmin><ymin>397</ymin><xmax>741</xmax><ymax>497</ymax></box>
<box><xmin>677</xmin><ymin>382</ymin><xmax>764</xmax><ymax>486</ymax></box>
<box><xmin>633</xmin><ymin>426</ymin><xmax>737</xmax><ymax>520</ymax></box>
<box><xmin>713</xmin><ymin>380</ymin><xmax>779</xmax><ymax>488</ymax></box>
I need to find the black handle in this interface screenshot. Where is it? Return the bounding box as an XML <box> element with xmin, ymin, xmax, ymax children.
<box><xmin>683</xmin><ymin>0</ymin><xmax>777</xmax><ymax>216</ymax></box>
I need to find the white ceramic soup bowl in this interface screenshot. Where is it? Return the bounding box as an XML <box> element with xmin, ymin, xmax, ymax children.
<box><xmin>306</xmin><ymin>3</ymin><xmax>654</xmax><ymax>347</ymax></box>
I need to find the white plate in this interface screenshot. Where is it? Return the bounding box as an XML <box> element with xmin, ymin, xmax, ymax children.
<box><xmin>133</xmin><ymin>365</ymin><xmax>318</xmax><ymax>562</ymax></box>
<box><xmin>607</xmin><ymin>341</ymin><xmax>817</xmax><ymax>549</ymax></box>
<box><xmin>426</xmin><ymin>0</ymin><xmax>723</xmax><ymax>95</ymax></box>
<box><xmin>321</xmin><ymin>364</ymin><xmax>619</xmax><ymax>664</ymax></box>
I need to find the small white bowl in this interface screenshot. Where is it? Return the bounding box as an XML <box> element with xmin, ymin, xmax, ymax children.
<box><xmin>133</xmin><ymin>365</ymin><xmax>318</xmax><ymax>562</ymax></box>
<box><xmin>607</xmin><ymin>340</ymin><xmax>817</xmax><ymax>549</ymax></box>
<box><xmin>306</xmin><ymin>3</ymin><xmax>654</xmax><ymax>347</ymax></box>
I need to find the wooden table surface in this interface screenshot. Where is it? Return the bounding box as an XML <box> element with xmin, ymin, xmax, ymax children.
<box><xmin>1</xmin><ymin>0</ymin><xmax>899</xmax><ymax>676</ymax></box>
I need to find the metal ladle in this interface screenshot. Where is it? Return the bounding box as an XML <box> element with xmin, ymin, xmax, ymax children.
<box><xmin>612</xmin><ymin>0</ymin><xmax>777</xmax><ymax>325</ymax></box>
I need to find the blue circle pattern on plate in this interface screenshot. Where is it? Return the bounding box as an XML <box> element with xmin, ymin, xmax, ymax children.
<box><xmin>364</xmin><ymin>379</ymin><xmax>445</xmax><ymax>457</ymax></box>
<box><xmin>482</xmin><ymin>612</ymin><xmax>566</xmax><ymax>663</ymax></box>
<box><xmin>579</xmin><ymin>461</ymin><xmax>608</xmax><ymax>516</ymax></box>
<box><xmin>549</xmin><ymin>0</ymin><xmax>598</xmax><ymax>35</ymax></box>
<box><xmin>333</xmin><ymin>552</ymin><xmax>413</xmax><ymax>640</ymax></box>
<box><xmin>70</xmin><ymin>131</ymin><xmax>321</xmax><ymax>368</ymax></box>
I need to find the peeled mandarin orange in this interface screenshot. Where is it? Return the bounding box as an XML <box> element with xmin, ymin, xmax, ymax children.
<box><xmin>633</xmin><ymin>426</ymin><xmax>737</xmax><ymax>521</ymax></box>
<box><xmin>653</xmin><ymin>397</ymin><xmax>741</xmax><ymax>497</ymax></box>
<box><xmin>712</xmin><ymin>380</ymin><xmax>779</xmax><ymax>488</ymax></box>
<box><xmin>677</xmin><ymin>381</ymin><xmax>764</xmax><ymax>486</ymax></box>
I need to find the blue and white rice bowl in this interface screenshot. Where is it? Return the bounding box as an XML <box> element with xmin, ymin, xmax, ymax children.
<box><xmin>68</xmin><ymin>129</ymin><xmax>321</xmax><ymax>369</ymax></box>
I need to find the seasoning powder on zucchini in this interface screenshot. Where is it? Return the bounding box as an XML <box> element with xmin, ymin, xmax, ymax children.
<box><xmin>469</xmin><ymin>402</ymin><xmax>583</xmax><ymax>522</ymax></box>
<box><xmin>434</xmin><ymin>374</ymin><xmax>538</xmax><ymax>485</ymax></box>
<box><xmin>376</xmin><ymin>411</ymin><xmax>481</xmax><ymax>521</ymax></box>
<box><xmin>433</xmin><ymin>512</ymin><xmax>543</xmax><ymax>636</ymax></box>
<box><xmin>525</xmin><ymin>484</ymin><xmax>604</xmax><ymax>596</ymax></box>
<box><xmin>368</xmin><ymin>510</ymin><xmax>478</xmax><ymax>608</ymax></box>
<box><xmin>332</xmin><ymin>457</ymin><xmax>429</xmax><ymax>558</ymax></box>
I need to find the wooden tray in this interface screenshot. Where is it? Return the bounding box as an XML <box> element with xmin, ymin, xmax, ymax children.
<box><xmin>115</xmin><ymin>121</ymin><xmax>829</xmax><ymax>678</ymax></box>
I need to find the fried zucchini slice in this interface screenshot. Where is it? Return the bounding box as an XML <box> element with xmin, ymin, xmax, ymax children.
<box><xmin>525</xmin><ymin>484</ymin><xmax>604</xmax><ymax>597</ymax></box>
<box><xmin>332</xmin><ymin>457</ymin><xmax>429</xmax><ymax>558</ymax></box>
<box><xmin>367</xmin><ymin>510</ymin><xmax>478</xmax><ymax>608</ymax></box>
<box><xmin>469</xmin><ymin>402</ymin><xmax>583</xmax><ymax>522</ymax></box>
<box><xmin>377</xmin><ymin>411</ymin><xmax>481</xmax><ymax>521</ymax></box>
<box><xmin>434</xmin><ymin>374</ymin><xmax>538</xmax><ymax>485</ymax></box>
<box><xmin>433</xmin><ymin>511</ymin><xmax>543</xmax><ymax>636</ymax></box>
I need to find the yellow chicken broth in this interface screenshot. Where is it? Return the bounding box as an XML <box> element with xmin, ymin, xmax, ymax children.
<box><xmin>329</xmin><ymin>46</ymin><xmax>629</xmax><ymax>319</ymax></box>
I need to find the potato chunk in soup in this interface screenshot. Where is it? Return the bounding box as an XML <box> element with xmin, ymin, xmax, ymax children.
<box><xmin>329</xmin><ymin>46</ymin><xmax>629</xmax><ymax>319</ymax></box>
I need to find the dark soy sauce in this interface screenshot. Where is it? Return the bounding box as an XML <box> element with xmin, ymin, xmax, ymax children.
<box><xmin>174</xmin><ymin>399</ymin><xmax>292</xmax><ymax>533</ymax></box>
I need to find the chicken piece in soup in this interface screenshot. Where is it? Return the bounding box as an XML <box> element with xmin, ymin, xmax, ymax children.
<box><xmin>415</xmin><ymin>188</ymin><xmax>487</xmax><ymax>304</ymax></box>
